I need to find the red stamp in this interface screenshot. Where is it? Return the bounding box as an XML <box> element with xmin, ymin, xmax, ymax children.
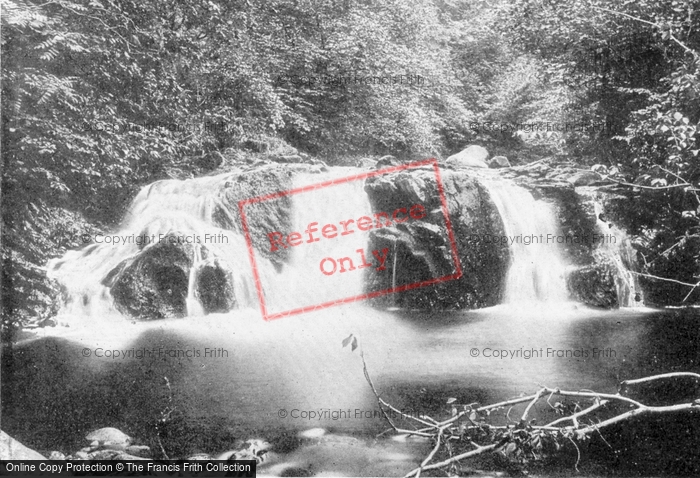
<box><xmin>238</xmin><ymin>158</ymin><xmax>462</xmax><ymax>320</ymax></box>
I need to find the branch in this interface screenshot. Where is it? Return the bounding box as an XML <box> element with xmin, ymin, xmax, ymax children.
<box><xmin>545</xmin><ymin>399</ymin><xmax>608</xmax><ymax>427</ymax></box>
<box><xmin>575</xmin><ymin>402</ymin><xmax>699</xmax><ymax>435</ymax></box>
<box><xmin>521</xmin><ymin>388</ymin><xmax>546</xmax><ymax>423</ymax></box>
<box><xmin>606</xmin><ymin>177</ymin><xmax>698</xmax><ymax>191</ymax></box>
<box><xmin>620</xmin><ymin>372</ymin><xmax>700</xmax><ymax>387</ymax></box>
<box><xmin>404</xmin><ymin>443</ymin><xmax>500</xmax><ymax>478</ymax></box>
<box><xmin>591</xmin><ymin>5</ymin><xmax>700</xmax><ymax>61</ymax></box>
<box><xmin>630</xmin><ymin>270</ymin><xmax>700</xmax><ymax>289</ymax></box>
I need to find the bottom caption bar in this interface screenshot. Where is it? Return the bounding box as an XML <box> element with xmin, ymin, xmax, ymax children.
<box><xmin>1</xmin><ymin>460</ymin><xmax>256</xmax><ymax>476</ymax></box>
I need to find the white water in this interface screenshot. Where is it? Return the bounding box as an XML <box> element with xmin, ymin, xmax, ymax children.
<box><xmin>47</xmin><ymin>166</ymin><xmax>647</xmax><ymax>320</ymax></box>
<box><xmin>480</xmin><ymin>179</ymin><xmax>570</xmax><ymax>304</ymax></box>
<box><xmin>47</xmin><ymin>172</ymin><xmax>265</xmax><ymax>318</ymax></box>
<box><xmin>262</xmin><ymin>169</ymin><xmax>374</xmax><ymax>317</ymax></box>
<box><xmin>592</xmin><ymin>201</ymin><xmax>644</xmax><ymax>307</ymax></box>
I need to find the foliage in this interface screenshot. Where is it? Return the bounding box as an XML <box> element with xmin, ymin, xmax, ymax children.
<box><xmin>503</xmin><ymin>0</ymin><xmax>700</xmax><ymax>302</ymax></box>
<box><xmin>0</xmin><ymin>0</ymin><xmax>481</xmax><ymax>333</ymax></box>
<box><xmin>4</xmin><ymin>0</ymin><xmax>700</xmax><ymax>331</ymax></box>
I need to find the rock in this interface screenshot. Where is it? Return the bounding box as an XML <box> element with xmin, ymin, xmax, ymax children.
<box><xmin>85</xmin><ymin>427</ymin><xmax>132</xmax><ymax>447</ymax></box>
<box><xmin>488</xmin><ymin>155</ymin><xmax>511</xmax><ymax>168</ymax></box>
<box><xmin>567</xmin><ymin>262</ymin><xmax>618</xmax><ymax>308</ymax></box>
<box><xmin>375</xmin><ymin>155</ymin><xmax>400</xmax><ymax>169</ymax></box>
<box><xmin>299</xmin><ymin>428</ymin><xmax>327</xmax><ymax>439</ymax></box>
<box><xmin>310</xmin><ymin>164</ymin><xmax>328</xmax><ymax>173</ymax></box>
<box><xmin>356</xmin><ymin>158</ymin><xmax>378</xmax><ymax>169</ymax></box>
<box><xmin>0</xmin><ymin>431</ymin><xmax>46</xmax><ymax>460</ymax></box>
<box><xmin>216</xmin><ymin>439</ymin><xmax>271</xmax><ymax>464</ymax></box>
<box><xmin>241</xmin><ymin>139</ymin><xmax>269</xmax><ymax>153</ymax></box>
<box><xmin>48</xmin><ymin>451</ymin><xmax>66</xmax><ymax>460</ymax></box>
<box><xmin>364</xmin><ymin>168</ymin><xmax>508</xmax><ymax>309</ymax></box>
<box><xmin>125</xmin><ymin>445</ymin><xmax>151</xmax><ymax>457</ymax></box>
<box><xmin>110</xmin><ymin>235</ymin><xmax>194</xmax><ymax>319</ymax></box>
<box><xmin>74</xmin><ymin>451</ymin><xmax>90</xmax><ymax>460</ymax></box>
<box><xmin>114</xmin><ymin>452</ymin><xmax>149</xmax><ymax>460</ymax></box>
<box><xmin>88</xmin><ymin>450</ymin><xmax>122</xmax><ymax>460</ymax></box>
<box><xmin>445</xmin><ymin>145</ymin><xmax>489</xmax><ymax>169</ymax></box>
<box><xmin>273</xmin><ymin>154</ymin><xmax>303</xmax><ymax>164</ymax></box>
<box><xmin>194</xmin><ymin>260</ymin><xmax>236</xmax><ymax>314</ymax></box>
<box><xmin>567</xmin><ymin>170</ymin><xmax>602</xmax><ymax>186</ymax></box>
<box><xmin>188</xmin><ymin>453</ymin><xmax>215</xmax><ymax>460</ymax></box>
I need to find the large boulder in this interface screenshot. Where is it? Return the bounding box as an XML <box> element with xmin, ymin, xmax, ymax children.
<box><xmin>109</xmin><ymin>234</ymin><xmax>194</xmax><ymax>319</ymax></box>
<box><xmin>0</xmin><ymin>430</ymin><xmax>46</xmax><ymax>460</ymax></box>
<box><xmin>364</xmin><ymin>168</ymin><xmax>508</xmax><ymax>309</ymax></box>
<box><xmin>445</xmin><ymin>145</ymin><xmax>489</xmax><ymax>169</ymax></box>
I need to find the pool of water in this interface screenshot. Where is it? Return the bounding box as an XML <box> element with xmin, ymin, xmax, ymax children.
<box><xmin>2</xmin><ymin>304</ymin><xmax>700</xmax><ymax>475</ymax></box>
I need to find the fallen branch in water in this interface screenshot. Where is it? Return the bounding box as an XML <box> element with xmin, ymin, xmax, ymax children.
<box><xmin>342</xmin><ymin>335</ymin><xmax>700</xmax><ymax>476</ymax></box>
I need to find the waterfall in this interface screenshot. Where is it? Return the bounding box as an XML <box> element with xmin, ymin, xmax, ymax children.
<box><xmin>48</xmin><ymin>172</ymin><xmax>263</xmax><ymax>317</ymax></box>
<box><xmin>592</xmin><ymin>201</ymin><xmax>644</xmax><ymax>307</ymax></box>
<box><xmin>262</xmin><ymin>170</ymin><xmax>373</xmax><ymax>317</ymax></box>
<box><xmin>480</xmin><ymin>179</ymin><xmax>570</xmax><ymax>304</ymax></box>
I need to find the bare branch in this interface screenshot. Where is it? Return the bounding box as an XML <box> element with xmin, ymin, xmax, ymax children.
<box><xmin>620</xmin><ymin>372</ymin><xmax>700</xmax><ymax>387</ymax></box>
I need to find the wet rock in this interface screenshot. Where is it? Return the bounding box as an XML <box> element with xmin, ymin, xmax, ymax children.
<box><xmin>194</xmin><ymin>260</ymin><xmax>236</xmax><ymax>314</ymax></box>
<box><xmin>110</xmin><ymin>236</ymin><xmax>193</xmax><ymax>319</ymax></box>
<box><xmin>364</xmin><ymin>168</ymin><xmax>508</xmax><ymax>309</ymax></box>
<box><xmin>489</xmin><ymin>155</ymin><xmax>511</xmax><ymax>168</ymax></box>
<box><xmin>567</xmin><ymin>262</ymin><xmax>619</xmax><ymax>308</ymax></box>
<box><xmin>445</xmin><ymin>145</ymin><xmax>489</xmax><ymax>169</ymax></box>
<box><xmin>0</xmin><ymin>430</ymin><xmax>46</xmax><ymax>459</ymax></box>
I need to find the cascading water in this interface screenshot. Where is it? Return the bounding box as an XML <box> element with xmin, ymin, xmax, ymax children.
<box><xmin>479</xmin><ymin>178</ymin><xmax>570</xmax><ymax>304</ymax></box>
<box><xmin>48</xmin><ymin>167</ymin><xmax>376</xmax><ymax>320</ymax></box>
<box><xmin>47</xmin><ymin>172</ymin><xmax>264</xmax><ymax>318</ymax></box>
<box><xmin>592</xmin><ymin>201</ymin><xmax>644</xmax><ymax>307</ymax></box>
<box><xmin>262</xmin><ymin>170</ymin><xmax>374</xmax><ymax>316</ymax></box>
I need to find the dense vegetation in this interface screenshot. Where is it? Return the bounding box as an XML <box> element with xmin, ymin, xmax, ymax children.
<box><xmin>2</xmin><ymin>0</ymin><xmax>699</xmax><ymax>336</ymax></box>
